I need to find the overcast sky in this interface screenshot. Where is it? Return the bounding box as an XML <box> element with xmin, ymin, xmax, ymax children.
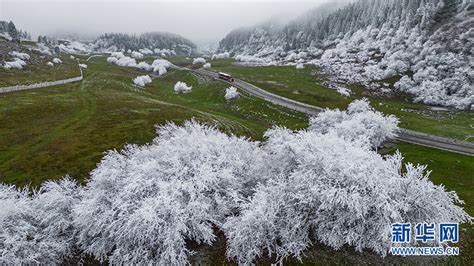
<box><xmin>1</xmin><ymin>0</ymin><xmax>337</xmax><ymax>42</ymax></box>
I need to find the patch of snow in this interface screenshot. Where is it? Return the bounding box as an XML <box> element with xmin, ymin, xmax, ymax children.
<box><xmin>174</xmin><ymin>81</ymin><xmax>192</xmax><ymax>93</ymax></box>
<box><xmin>131</xmin><ymin>51</ymin><xmax>144</xmax><ymax>59</ymax></box>
<box><xmin>133</xmin><ymin>75</ymin><xmax>152</xmax><ymax>87</ymax></box>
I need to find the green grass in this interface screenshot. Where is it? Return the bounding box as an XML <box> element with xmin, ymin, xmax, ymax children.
<box><xmin>0</xmin><ymin>46</ymin><xmax>80</xmax><ymax>87</ymax></box>
<box><xmin>0</xmin><ymin>57</ymin><xmax>307</xmax><ymax>187</ymax></box>
<box><xmin>166</xmin><ymin>55</ymin><xmax>193</xmax><ymax>67</ymax></box>
<box><xmin>212</xmin><ymin>63</ymin><xmax>474</xmax><ymax>142</ymax></box>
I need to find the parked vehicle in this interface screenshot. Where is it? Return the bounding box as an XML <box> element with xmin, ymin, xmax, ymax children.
<box><xmin>218</xmin><ymin>72</ymin><xmax>234</xmax><ymax>82</ymax></box>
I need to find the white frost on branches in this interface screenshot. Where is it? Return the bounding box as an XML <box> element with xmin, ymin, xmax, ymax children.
<box><xmin>133</xmin><ymin>75</ymin><xmax>152</xmax><ymax>87</ymax></box>
<box><xmin>0</xmin><ymin>178</ymin><xmax>80</xmax><ymax>264</ymax></box>
<box><xmin>106</xmin><ymin>52</ymin><xmax>171</xmax><ymax>76</ymax></box>
<box><xmin>9</xmin><ymin>51</ymin><xmax>30</xmax><ymax>60</ymax></box>
<box><xmin>52</xmin><ymin>58</ymin><xmax>62</xmax><ymax>64</ymax></box>
<box><xmin>211</xmin><ymin>52</ymin><xmax>230</xmax><ymax>60</ymax></box>
<box><xmin>309</xmin><ymin>99</ymin><xmax>399</xmax><ymax>148</ymax></box>
<box><xmin>73</xmin><ymin>121</ymin><xmax>264</xmax><ymax>265</ymax></box>
<box><xmin>0</xmin><ymin>102</ymin><xmax>471</xmax><ymax>265</ymax></box>
<box><xmin>224</xmin><ymin>129</ymin><xmax>471</xmax><ymax>264</ymax></box>
<box><xmin>130</xmin><ymin>51</ymin><xmax>144</xmax><ymax>59</ymax></box>
<box><xmin>192</xmin><ymin>57</ymin><xmax>206</xmax><ymax>65</ymax></box>
<box><xmin>174</xmin><ymin>81</ymin><xmax>192</xmax><ymax>93</ymax></box>
<box><xmin>224</xmin><ymin>86</ymin><xmax>240</xmax><ymax>100</ymax></box>
<box><xmin>3</xmin><ymin>58</ymin><xmax>27</xmax><ymax>70</ymax></box>
<box><xmin>151</xmin><ymin>59</ymin><xmax>171</xmax><ymax>75</ymax></box>
<box><xmin>106</xmin><ymin>52</ymin><xmax>137</xmax><ymax>67</ymax></box>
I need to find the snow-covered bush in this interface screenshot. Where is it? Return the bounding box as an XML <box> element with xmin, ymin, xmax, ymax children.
<box><xmin>211</xmin><ymin>52</ymin><xmax>230</xmax><ymax>60</ymax></box>
<box><xmin>192</xmin><ymin>57</ymin><xmax>206</xmax><ymax>65</ymax></box>
<box><xmin>309</xmin><ymin>99</ymin><xmax>398</xmax><ymax>148</ymax></box>
<box><xmin>151</xmin><ymin>59</ymin><xmax>171</xmax><ymax>75</ymax></box>
<box><xmin>52</xmin><ymin>58</ymin><xmax>62</xmax><ymax>64</ymax></box>
<box><xmin>139</xmin><ymin>48</ymin><xmax>154</xmax><ymax>55</ymax></box>
<box><xmin>73</xmin><ymin>121</ymin><xmax>264</xmax><ymax>265</ymax></box>
<box><xmin>46</xmin><ymin>62</ymin><xmax>54</xmax><ymax>66</ymax></box>
<box><xmin>235</xmin><ymin>54</ymin><xmax>265</xmax><ymax>64</ymax></box>
<box><xmin>0</xmin><ymin>178</ymin><xmax>80</xmax><ymax>264</ymax></box>
<box><xmin>174</xmin><ymin>81</ymin><xmax>192</xmax><ymax>93</ymax></box>
<box><xmin>223</xmin><ymin>128</ymin><xmax>472</xmax><ymax>264</ymax></box>
<box><xmin>295</xmin><ymin>63</ymin><xmax>304</xmax><ymax>69</ymax></box>
<box><xmin>106</xmin><ymin>52</ymin><xmax>171</xmax><ymax>76</ymax></box>
<box><xmin>130</xmin><ymin>51</ymin><xmax>144</xmax><ymax>59</ymax></box>
<box><xmin>132</xmin><ymin>75</ymin><xmax>152</xmax><ymax>87</ymax></box>
<box><xmin>224</xmin><ymin>86</ymin><xmax>240</xmax><ymax>100</ymax></box>
<box><xmin>203</xmin><ymin>62</ymin><xmax>211</xmax><ymax>69</ymax></box>
<box><xmin>79</xmin><ymin>64</ymin><xmax>87</xmax><ymax>69</ymax></box>
<box><xmin>9</xmin><ymin>51</ymin><xmax>30</xmax><ymax>60</ymax></box>
<box><xmin>106</xmin><ymin>52</ymin><xmax>137</xmax><ymax>67</ymax></box>
<box><xmin>35</xmin><ymin>43</ymin><xmax>52</xmax><ymax>56</ymax></box>
<box><xmin>3</xmin><ymin>58</ymin><xmax>26</xmax><ymax>70</ymax></box>
<box><xmin>70</xmin><ymin>55</ymin><xmax>75</xmax><ymax>60</ymax></box>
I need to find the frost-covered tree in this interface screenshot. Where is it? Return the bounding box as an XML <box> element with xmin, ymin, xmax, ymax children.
<box><xmin>309</xmin><ymin>99</ymin><xmax>399</xmax><ymax>148</ymax></box>
<box><xmin>224</xmin><ymin>127</ymin><xmax>472</xmax><ymax>264</ymax></box>
<box><xmin>0</xmin><ymin>102</ymin><xmax>470</xmax><ymax>265</ymax></box>
<box><xmin>73</xmin><ymin>121</ymin><xmax>265</xmax><ymax>265</ymax></box>
<box><xmin>7</xmin><ymin>21</ymin><xmax>18</xmax><ymax>41</ymax></box>
<box><xmin>0</xmin><ymin>177</ymin><xmax>80</xmax><ymax>264</ymax></box>
<box><xmin>218</xmin><ymin>0</ymin><xmax>474</xmax><ymax>109</ymax></box>
<box><xmin>174</xmin><ymin>81</ymin><xmax>192</xmax><ymax>93</ymax></box>
<box><xmin>224</xmin><ymin>86</ymin><xmax>240</xmax><ymax>100</ymax></box>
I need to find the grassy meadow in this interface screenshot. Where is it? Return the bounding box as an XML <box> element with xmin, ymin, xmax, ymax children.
<box><xmin>0</xmin><ymin>56</ymin><xmax>307</xmax><ymax>187</ymax></box>
<box><xmin>209</xmin><ymin>59</ymin><xmax>474</xmax><ymax>142</ymax></box>
<box><xmin>0</xmin><ymin>54</ymin><xmax>472</xmax><ymax>264</ymax></box>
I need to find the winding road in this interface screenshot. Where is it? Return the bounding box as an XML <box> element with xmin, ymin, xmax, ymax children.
<box><xmin>193</xmin><ymin>68</ymin><xmax>474</xmax><ymax>156</ymax></box>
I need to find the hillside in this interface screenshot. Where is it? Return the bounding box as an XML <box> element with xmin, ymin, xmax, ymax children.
<box><xmin>218</xmin><ymin>0</ymin><xmax>474</xmax><ymax>110</ymax></box>
<box><xmin>93</xmin><ymin>32</ymin><xmax>196</xmax><ymax>56</ymax></box>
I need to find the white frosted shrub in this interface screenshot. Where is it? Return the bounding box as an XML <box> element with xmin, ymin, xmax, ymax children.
<box><xmin>0</xmin><ymin>177</ymin><xmax>80</xmax><ymax>264</ymax></box>
<box><xmin>73</xmin><ymin>121</ymin><xmax>264</xmax><ymax>265</ymax></box>
<box><xmin>224</xmin><ymin>86</ymin><xmax>240</xmax><ymax>100</ymax></box>
<box><xmin>9</xmin><ymin>51</ymin><xmax>30</xmax><ymax>60</ymax></box>
<box><xmin>133</xmin><ymin>75</ymin><xmax>152</xmax><ymax>87</ymax></box>
<box><xmin>223</xmin><ymin>128</ymin><xmax>472</xmax><ymax>264</ymax></box>
<box><xmin>174</xmin><ymin>81</ymin><xmax>192</xmax><ymax>93</ymax></box>
<box><xmin>211</xmin><ymin>52</ymin><xmax>230</xmax><ymax>60</ymax></box>
<box><xmin>192</xmin><ymin>57</ymin><xmax>206</xmax><ymax>64</ymax></box>
<box><xmin>151</xmin><ymin>59</ymin><xmax>171</xmax><ymax>75</ymax></box>
<box><xmin>130</xmin><ymin>51</ymin><xmax>144</xmax><ymax>59</ymax></box>
<box><xmin>3</xmin><ymin>58</ymin><xmax>26</xmax><ymax>69</ymax></box>
<box><xmin>0</xmin><ymin>109</ymin><xmax>470</xmax><ymax>265</ymax></box>
<box><xmin>309</xmin><ymin>99</ymin><xmax>399</xmax><ymax>148</ymax></box>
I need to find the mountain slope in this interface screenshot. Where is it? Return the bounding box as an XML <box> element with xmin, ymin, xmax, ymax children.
<box><xmin>94</xmin><ymin>32</ymin><xmax>196</xmax><ymax>56</ymax></box>
<box><xmin>218</xmin><ymin>0</ymin><xmax>473</xmax><ymax>110</ymax></box>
